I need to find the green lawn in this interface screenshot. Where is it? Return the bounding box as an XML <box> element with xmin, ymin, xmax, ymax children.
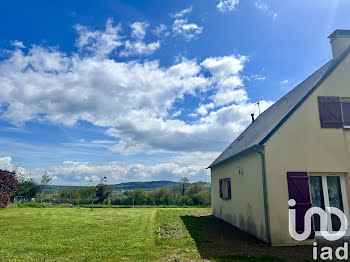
<box><xmin>0</xmin><ymin>207</ymin><xmax>285</xmax><ymax>262</ymax></box>
<box><xmin>0</xmin><ymin>207</ymin><xmax>212</xmax><ymax>261</ymax></box>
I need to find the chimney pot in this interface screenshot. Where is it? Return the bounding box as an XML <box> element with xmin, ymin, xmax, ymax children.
<box><xmin>328</xmin><ymin>30</ymin><xmax>350</xmax><ymax>59</ymax></box>
<box><xmin>251</xmin><ymin>113</ymin><xmax>255</xmax><ymax>123</ymax></box>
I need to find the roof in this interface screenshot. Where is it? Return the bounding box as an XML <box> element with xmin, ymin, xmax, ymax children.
<box><xmin>209</xmin><ymin>46</ymin><xmax>350</xmax><ymax>168</ymax></box>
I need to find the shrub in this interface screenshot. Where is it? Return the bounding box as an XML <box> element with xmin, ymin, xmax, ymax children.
<box><xmin>0</xmin><ymin>171</ymin><xmax>19</xmax><ymax>209</ymax></box>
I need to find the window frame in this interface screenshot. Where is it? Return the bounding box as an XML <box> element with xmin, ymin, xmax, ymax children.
<box><xmin>219</xmin><ymin>178</ymin><xmax>231</xmax><ymax>200</ymax></box>
<box><xmin>341</xmin><ymin>97</ymin><xmax>350</xmax><ymax>128</ymax></box>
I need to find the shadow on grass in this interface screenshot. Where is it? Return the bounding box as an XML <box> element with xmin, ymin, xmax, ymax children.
<box><xmin>181</xmin><ymin>215</ymin><xmax>312</xmax><ymax>262</ymax></box>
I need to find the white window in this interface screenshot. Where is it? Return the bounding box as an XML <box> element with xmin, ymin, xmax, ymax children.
<box><xmin>309</xmin><ymin>173</ymin><xmax>350</xmax><ymax>235</ymax></box>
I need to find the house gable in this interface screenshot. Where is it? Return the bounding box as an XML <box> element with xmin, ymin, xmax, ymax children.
<box><xmin>263</xmin><ymin>50</ymin><xmax>350</xmax><ymax>245</ymax></box>
<box><xmin>209</xmin><ymin>46</ymin><xmax>350</xmax><ymax>169</ymax></box>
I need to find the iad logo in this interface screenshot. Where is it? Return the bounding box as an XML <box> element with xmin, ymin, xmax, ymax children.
<box><xmin>288</xmin><ymin>199</ymin><xmax>348</xmax><ymax>241</ymax></box>
<box><xmin>288</xmin><ymin>199</ymin><xmax>349</xmax><ymax>261</ymax></box>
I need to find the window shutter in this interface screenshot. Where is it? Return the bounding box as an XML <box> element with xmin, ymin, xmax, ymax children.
<box><xmin>317</xmin><ymin>96</ymin><xmax>343</xmax><ymax>128</ymax></box>
<box><xmin>341</xmin><ymin>102</ymin><xmax>350</xmax><ymax>127</ymax></box>
<box><xmin>219</xmin><ymin>179</ymin><xmax>223</xmax><ymax>199</ymax></box>
<box><xmin>287</xmin><ymin>172</ymin><xmax>314</xmax><ymax>239</ymax></box>
<box><xmin>227</xmin><ymin>178</ymin><xmax>231</xmax><ymax>199</ymax></box>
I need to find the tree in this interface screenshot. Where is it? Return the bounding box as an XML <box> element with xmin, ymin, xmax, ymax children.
<box><xmin>0</xmin><ymin>170</ymin><xmax>19</xmax><ymax>208</ymax></box>
<box><xmin>192</xmin><ymin>191</ymin><xmax>211</xmax><ymax>206</ymax></box>
<box><xmin>186</xmin><ymin>183</ymin><xmax>204</xmax><ymax>197</ymax></box>
<box><xmin>179</xmin><ymin>177</ymin><xmax>189</xmax><ymax>196</ymax></box>
<box><xmin>129</xmin><ymin>189</ymin><xmax>147</xmax><ymax>206</ymax></box>
<box><xmin>18</xmin><ymin>179</ymin><xmax>40</xmax><ymax>199</ymax></box>
<box><xmin>39</xmin><ymin>171</ymin><xmax>52</xmax><ymax>202</ymax></box>
<box><xmin>96</xmin><ymin>183</ymin><xmax>111</xmax><ymax>203</ymax></box>
<box><xmin>150</xmin><ymin>188</ymin><xmax>171</xmax><ymax>205</ymax></box>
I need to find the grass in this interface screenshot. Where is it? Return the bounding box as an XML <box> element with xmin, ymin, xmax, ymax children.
<box><xmin>0</xmin><ymin>207</ymin><xmax>283</xmax><ymax>261</ymax></box>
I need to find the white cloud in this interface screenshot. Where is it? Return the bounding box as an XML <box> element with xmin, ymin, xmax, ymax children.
<box><xmin>11</xmin><ymin>40</ymin><xmax>25</xmax><ymax>49</ymax></box>
<box><xmin>0</xmin><ymin>156</ymin><xmax>15</xmax><ymax>171</ymax></box>
<box><xmin>0</xmin><ymin>20</ymin><xmax>274</xmax><ymax>160</ymax></box>
<box><xmin>254</xmin><ymin>0</ymin><xmax>278</xmax><ymax>19</ymax></box>
<box><xmin>196</xmin><ymin>103</ymin><xmax>215</xmax><ymax>116</ymax></box>
<box><xmin>0</xmin><ymin>156</ymin><xmax>31</xmax><ymax>181</ymax></box>
<box><xmin>120</xmin><ymin>40</ymin><xmax>160</xmax><ymax>57</ymax></box>
<box><xmin>172</xmin><ymin>19</ymin><xmax>203</xmax><ymax>40</ymax></box>
<box><xmin>130</xmin><ymin>22</ymin><xmax>149</xmax><ymax>40</ymax></box>
<box><xmin>171</xmin><ymin>7</ymin><xmax>193</xmax><ymax>18</ymax></box>
<box><xmin>152</xmin><ymin>24</ymin><xmax>169</xmax><ymax>37</ymax></box>
<box><xmin>281</xmin><ymin>79</ymin><xmax>288</xmax><ymax>85</ymax></box>
<box><xmin>217</xmin><ymin>0</ymin><xmax>239</xmax><ymax>13</ymax></box>
<box><xmin>246</xmin><ymin>74</ymin><xmax>266</xmax><ymax>81</ymax></box>
<box><xmin>201</xmin><ymin>55</ymin><xmax>248</xmax><ymax>106</ymax></box>
<box><xmin>75</xmin><ymin>18</ymin><xmax>123</xmax><ymax>58</ymax></box>
<box><xmin>48</xmin><ymin>160</ymin><xmax>208</xmax><ymax>185</ymax></box>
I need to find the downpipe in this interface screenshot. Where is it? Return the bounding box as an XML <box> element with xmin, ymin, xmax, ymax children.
<box><xmin>254</xmin><ymin>147</ymin><xmax>271</xmax><ymax>245</ymax></box>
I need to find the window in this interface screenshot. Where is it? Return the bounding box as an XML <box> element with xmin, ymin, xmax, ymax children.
<box><xmin>341</xmin><ymin>97</ymin><xmax>350</xmax><ymax>128</ymax></box>
<box><xmin>309</xmin><ymin>174</ymin><xmax>347</xmax><ymax>234</ymax></box>
<box><xmin>219</xmin><ymin>178</ymin><xmax>231</xmax><ymax>200</ymax></box>
<box><xmin>317</xmin><ymin>96</ymin><xmax>350</xmax><ymax>128</ymax></box>
<box><xmin>317</xmin><ymin>96</ymin><xmax>343</xmax><ymax>128</ymax></box>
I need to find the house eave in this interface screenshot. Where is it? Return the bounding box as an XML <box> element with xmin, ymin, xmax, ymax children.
<box><xmin>207</xmin><ymin>144</ymin><xmax>264</xmax><ymax>169</ymax></box>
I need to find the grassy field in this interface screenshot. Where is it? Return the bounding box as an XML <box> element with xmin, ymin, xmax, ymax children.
<box><xmin>0</xmin><ymin>207</ymin><xmax>212</xmax><ymax>261</ymax></box>
<box><xmin>0</xmin><ymin>207</ymin><xmax>292</xmax><ymax>262</ymax></box>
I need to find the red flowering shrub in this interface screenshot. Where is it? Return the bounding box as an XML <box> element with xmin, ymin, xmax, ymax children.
<box><xmin>0</xmin><ymin>170</ymin><xmax>18</xmax><ymax>208</ymax></box>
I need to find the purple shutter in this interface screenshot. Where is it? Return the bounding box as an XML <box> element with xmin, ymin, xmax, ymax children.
<box><xmin>227</xmin><ymin>178</ymin><xmax>231</xmax><ymax>199</ymax></box>
<box><xmin>287</xmin><ymin>172</ymin><xmax>314</xmax><ymax>239</ymax></box>
<box><xmin>219</xmin><ymin>179</ymin><xmax>223</xmax><ymax>199</ymax></box>
<box><xmin>318</xmin><ymin>96</ymin><xmax>343</xmax><ymax>128</ymax></box>
<box><xmin>341</xmin><ymin>102</ymin><xmax>350</xmax><ymax>126</ymax></box>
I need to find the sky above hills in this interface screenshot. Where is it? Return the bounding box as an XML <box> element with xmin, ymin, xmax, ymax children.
<box><xmin>0</xmin><ymin>0</ymin><xmax>350</xmax><ymax>185</ymax></box>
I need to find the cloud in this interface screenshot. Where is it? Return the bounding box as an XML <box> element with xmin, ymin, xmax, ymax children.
<box><xmin>0</xmin><ymin>19</ymin><xmax>274</xmax><ymax>160</ymax></box>
<box><xmin>201</xmin><ymin>55</ymin><xmax>248</xmax><ymax>106</ymax></box>
<box><xmin>75</xmin><ymin>18</ymin><xmax>123</xmax><ymax>58</ymax></box>
<box><xmin>281</xmin><ymin>80</ymin><xmax>288</xmax><ymax>85</ymax></box>
<box><xmin>0</xmin><ymin>156</ymin><xmax>31</xmax><ymax>181</ymax></box>
<box><xmin>172</xmin><ymin>19</ymin><xmax>203</xmax><ymax>40</ymax></box>
<box><xmin>196</xmin><ymin>103</ymin><xmax>215</xmax><ymax>116</ymax></box>
<box><xmin>171</xmin><ymin>7</ymin><xmax>193</xmax><ymax>18</ymax></box>
<box><xmin>130</xmin><ymin>22</ymin><xmax>149</xmax><ymax>40</ymax></box>
<box><xmin>152</xmin><ymin>24</ymin><xmax>169</xmax><ymax>37</ymax></box>
<box><xmin>217</xmin><ymin>0</ymin><xmax>239</xmax><ymax>13</ymax></box>
<box><xmin>0</xmin><ymin>156</ymin><xmax>15</xmax><ymax>171</ymax></box>
<box><xmin>11</xmin><ymin>40</ymin><xmax>25</xmax><ymax>49</ymax></box>
<box><xmin>254</xmin><ymin>0</ymin><xmax>278</xmax><ymax>19</ymax></box>
<box><xmin>48</xmin><ymin>160</ymin><xmax>209</xmax><ymax>185</ymax></box>
<box><xmin>120</xmin><ymin>40</ymin><xmax>160</xmax><ymax>57</ymax></box>
<box><xmin>246</xmin><ymin>74</ymin><xmax>266</xmax><ymax>81</ymax></box>
<box><xmin>75</xmin><ymin>19</ymin><xmax>159</xmax><ymax>58</ymax></box>
<box><xmin>170</xmin><ymin>7</ymin><xmax>203</xmax><ymax>40</ymax></box>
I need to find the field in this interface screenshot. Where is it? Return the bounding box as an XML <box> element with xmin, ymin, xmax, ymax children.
<box><xmin>0</xmin><ymin>207</ymin><xmax>312</xmax><ymax>262</ymax></box>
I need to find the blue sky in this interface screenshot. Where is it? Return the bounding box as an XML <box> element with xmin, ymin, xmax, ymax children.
<box><xmin>0</xmin><ymin>0</ymin><xmax>349</xmax><ymax>185</ymax></box>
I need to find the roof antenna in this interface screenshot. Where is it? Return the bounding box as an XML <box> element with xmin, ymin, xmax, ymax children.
<box><xmin>256</xmin><ymin>101</ymin><xmax>261</xmax><ymax>115</ymax></box>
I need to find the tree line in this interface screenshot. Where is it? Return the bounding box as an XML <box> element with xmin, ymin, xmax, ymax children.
<box><xmin>0</xmin><ymin>171</ymin><xmax>210</xmax><ymax>208</ymax></box>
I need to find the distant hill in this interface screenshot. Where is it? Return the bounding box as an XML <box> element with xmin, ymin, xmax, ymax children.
<box><xmin>109</xmin><ymin>181</ymin><xmax>179</xmax><ymax>191</ymax></box>
<box><xmin>42</xmin><ymin>180</ymin><xmax>179</xmax><ymax>192</ymax></box>
<box><xmin>42</xmin><ymin>180</ymin><xmax>210</xmax><ymax>192</ymax></box>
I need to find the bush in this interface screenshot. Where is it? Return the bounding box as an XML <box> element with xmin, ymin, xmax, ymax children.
<box><xmin>16</xmin><ymin>202</ymin><xmax>44</xmax><ymax>208</ymax></box>
<box><xmin>0</xmin><ymin>171</ymin><xmax>19</xmax><ymax>208</ymax></box>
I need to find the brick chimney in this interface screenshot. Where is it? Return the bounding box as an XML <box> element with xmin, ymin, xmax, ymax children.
<box><xmin>328</xmin><ymin>30</ymin><xmax>350</xmax><ymax>60</ymax></box>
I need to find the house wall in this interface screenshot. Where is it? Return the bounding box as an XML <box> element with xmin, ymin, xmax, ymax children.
<box><xmin>211</xmin><ymin>150</ymin><xmax>268</xmax><ymax>241</ymax></box>
<box><xmin>264</xmin><ymin>54</ymin><xmax>350</xmax><ymax>245</ymax></box>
